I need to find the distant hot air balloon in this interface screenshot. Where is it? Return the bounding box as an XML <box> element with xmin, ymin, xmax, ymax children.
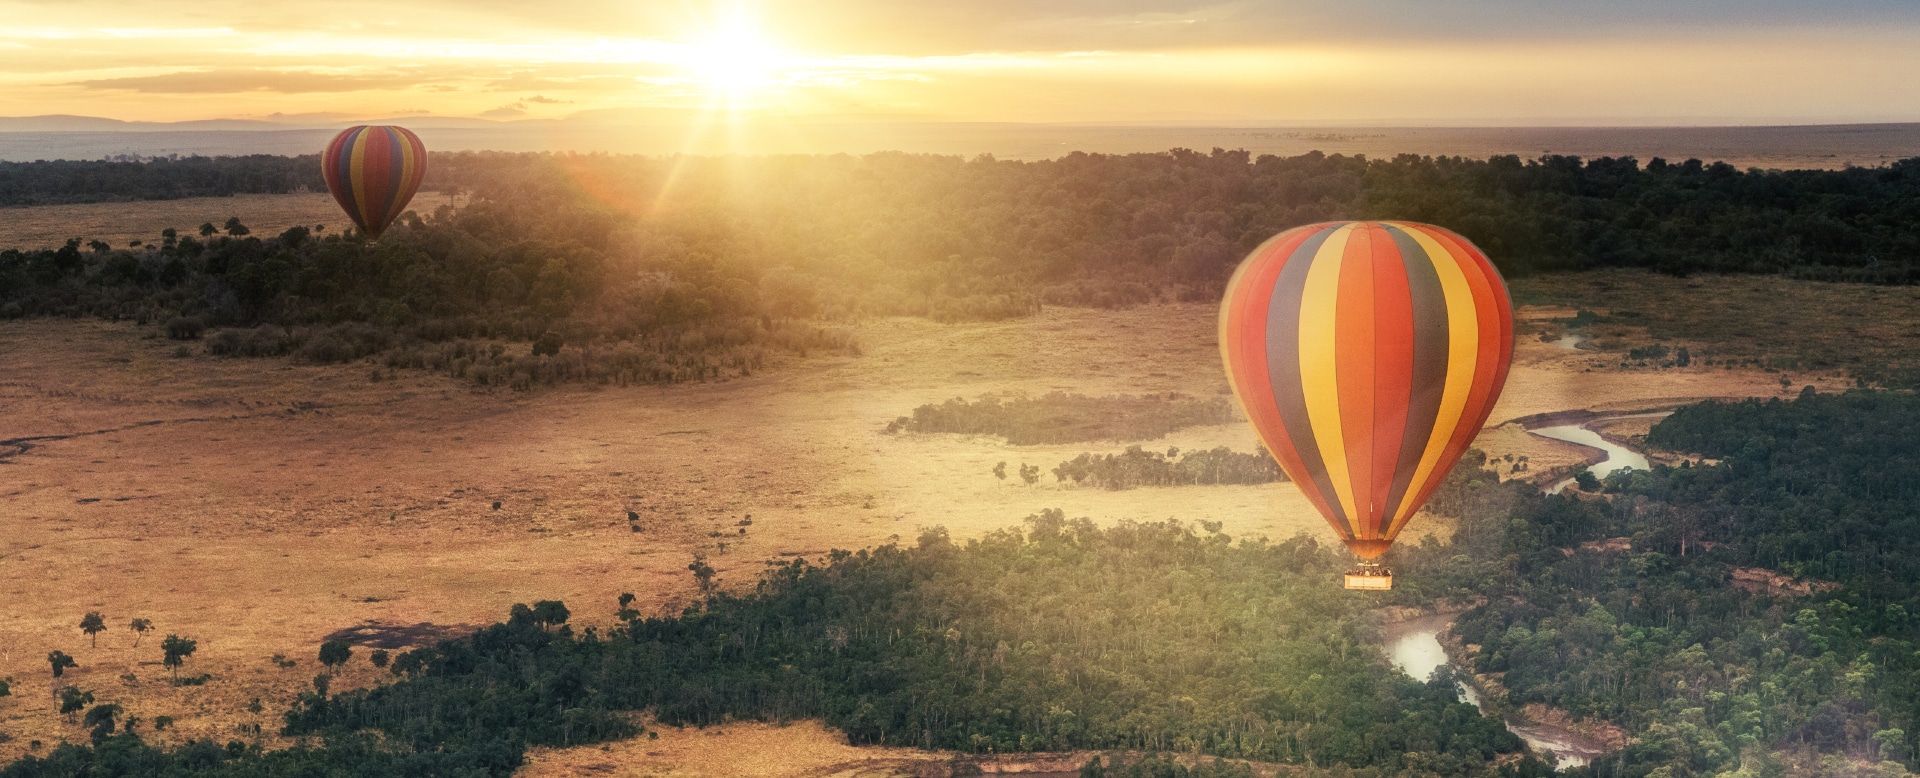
<box><xmin>321</xmin><ymin>125</ymin><xmax>427</xmax><ymax>240</ymax></box>
<box><xmin>1219</xmin><ymin>221</ymin><xmax>1513</xmax><ymax>590</ymax></box>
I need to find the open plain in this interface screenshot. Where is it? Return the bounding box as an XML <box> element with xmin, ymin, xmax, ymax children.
<box><xmin>0</xmin><ymin>287</ymin><xmax>1841</xmax><ymax>772</ymax></box>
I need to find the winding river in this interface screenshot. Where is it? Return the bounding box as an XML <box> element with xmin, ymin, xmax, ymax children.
<box><xmin>1383</xmin><ymin>615</ymin><xmax>1606</xmax><ymax>767</ymax></box>
<box><xmin>1533</xmin><ymin>412</ymin><xmax>1670</xmax><ymax>493</ymax></box>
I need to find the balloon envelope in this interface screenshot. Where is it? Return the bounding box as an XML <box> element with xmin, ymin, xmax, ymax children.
<box><xmin>321</xmin><ymin>125</ymin><xmax>427</xmax><ymax>240</ymax></box>
<box><xmin>1219</xmin><ymin>221</ymin><xmax>1513</xmax><ymax>560</ymax></box>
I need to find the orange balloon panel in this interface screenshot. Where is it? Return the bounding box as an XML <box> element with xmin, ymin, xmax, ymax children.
<box><xmin>1219</xmin><ymin>222</ymin><xmax>1513</xmax><ymax>560</ymax></box>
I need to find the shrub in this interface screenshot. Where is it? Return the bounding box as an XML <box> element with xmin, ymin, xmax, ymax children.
<box><xmin>165</xmin><ymin>316</ymin><xmax>205</xmax><ymax>340</ymax></box>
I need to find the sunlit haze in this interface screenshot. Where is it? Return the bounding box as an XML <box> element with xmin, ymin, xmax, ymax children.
<box><xmin>5</xmin><ymin>0</ymin><xmax>1920</xmax><ymax>126</ymax></box>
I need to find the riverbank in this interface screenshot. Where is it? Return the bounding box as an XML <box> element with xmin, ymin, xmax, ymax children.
<box><xmin>1380</xmin><ymin>610</ymin><xmax>1623</xmax><ymax>768</ymax></box>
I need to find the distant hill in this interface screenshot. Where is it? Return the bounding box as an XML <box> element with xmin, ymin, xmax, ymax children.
<box><xmin>0</xmin><ymin>117</ymin><xmax>1917</xmax><ymax>167</ymax></box>
<box><xmin>0</xmin><ymin>114</ymin><xmax>514</xmax><ymax>133</ymax></box>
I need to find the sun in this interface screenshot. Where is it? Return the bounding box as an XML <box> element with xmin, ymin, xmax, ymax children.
<box><xmin>676</xmin><ymin>12</ymin><xmax>786</xmax><ymax>96</ymax></box>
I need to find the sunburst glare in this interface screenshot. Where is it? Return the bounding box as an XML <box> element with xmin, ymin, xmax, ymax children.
<box><xmin>673</xmin><ymin>8</ymin><xmax>787</xmax><ymax>100</ymax></box>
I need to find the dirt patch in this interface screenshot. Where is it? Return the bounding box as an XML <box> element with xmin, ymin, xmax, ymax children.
<box><xmin>1729</xmin><ymin>567</ymin><xmax>1840</xmax><ymax>597</ymax></box>
<box><xmin>321</xmin><ymin>622</ymin><xmax>482</xmax><ymax>649</ymax></box>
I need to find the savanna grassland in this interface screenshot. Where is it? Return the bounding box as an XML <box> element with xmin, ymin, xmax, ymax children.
<box><xmin>0</xmin><ymin>293</ymin><xmax>1834</xmax><ymax>775</ymax></box>
<box><xmin>1</xmin><ymin>149</ymin><xmax>1917</xmax><ymax>777</ymax></box>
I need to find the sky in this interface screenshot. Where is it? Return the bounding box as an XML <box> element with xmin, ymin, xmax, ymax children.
<box><xmin>5</xmin><ymin>0</ymin><xmax>1920</xmax><ymax>126</ymax></box>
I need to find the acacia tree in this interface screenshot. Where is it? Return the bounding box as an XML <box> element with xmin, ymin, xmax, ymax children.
<box><xmin>58</xmin><ymin>686</ymin><xmax>92</xmax><ymax>720</ymax></box>
<box><xmin>129</xmin><ymin>618</ymin><xmax>153</xmax><ymax>647</ymax></box>
<box><xmin>688</xmin><ymin>555</ymin><xmax>717</xmax><ymax>594</ymax></box>
<box><xmin>531</xmin><ymin>601</ymin><xmax>570</xmax><ymax>632</ymax></box>
<box><xmin>317</xmin><ymin>640</ymin><xmax>352</xmax><ymax>675</ymax></box>
<box><xmin>160</xmin><ymin>635</ymin><xmax>197</xmax><ymax>680</ymax></box>
<box><xmin>79</xmin><ymin>612</ymin><xmax>106</xmax><ymax>647</ymax></box>
<box><xmin>48</xmin><ymin>650</ymin><xmax>76</xmax><ymax>679</ymax></box>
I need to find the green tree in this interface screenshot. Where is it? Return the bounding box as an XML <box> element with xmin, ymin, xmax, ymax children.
<box><xmin>83</xmin><ymin>702</ymin><xmax>121</xmax><ymax>744</ymax></box>
<box><xmin>223</xmin><ymin>216</ymin><xmax>250</xmax><ymax>237</ymax></box>
<box><xmin>161</xmin><ymin>635</ymin><xmax>197</xmax><ymax>680</ymax></box>
<box><xmin>58</xmin><ymin>686</ymin><xmax>93</xmax><ymax>719</ymax></box>
<box><xmin>48</xmin><ymin>650</ymin><xmax>76</xmax><ymax>679</ymax></box>
<box><xmin>198</xmin><ymin>222</ymin><xmax>216</xmax><ymax>239</ymax></box>
<box><xmin>317</xmin><ymin>640</ymin><xmax>352</xmax><ymax>675</ymax></box>
<box><xmin>79</xmin><ymin>611</ymin><xmax>106</xmax><ymax>647</ymax></box>
<box><xmin>688</xmin><ymin>554</ymin><xmax>717</xmax><ymax>594</ymax></box>
<box><xmin>129</xmin><ymin>617</ymin><xmax>153</xmax><ymax>647</ymax></box>
<box><xmin>369</xmin><ymin>649</ymin><xmax>390</xmax><ymax>669</ymax></box>
<box><xmin>992</xmin><ymin>461</ymin><xmax>1007</xmax><ymax>480</ymax></box>
<box><xmin>531</xmin><ymin>600</ymin><xmax>570</xmax><ymax>631</ymax></box>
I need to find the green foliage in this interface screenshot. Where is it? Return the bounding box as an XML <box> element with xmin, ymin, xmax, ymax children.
<box><xmin>887</xmin><ymin>393</ymin><xmax>1238</xmax><ymax>445</ymax></box>
<box><xmin>3</xmin><ymin>514</ymin><xmax>1530</xmax><ymax>777</ymax></box>
<box><xmin>78</xmin><ymin>612</ymin><xmax>105</xmax><ymax>647</ymax></box>
<box><xmin>160</xmin><ymin>635</ymin><xmax>196</xmax><ymax>679</ymax></box>
<box><xmin>286</xmin><ymin>514</ymin><xmax>1518</xmax><ymax>772</ymax></box>
<box><xmin>12</xmin><ymin>150</ymin><xmax>1920</xmax><ymax>390</ymax></box>
<box><xmin>57</xmin><ymin>688</ymin><xmax>92</xmax><ymax>718</ymax></box>
<box><xmin>317</xmin><ymin>641</ymin><xmax>352</xmax><ymax>673</ymax></box>
<box><xmin>1404</xmin><ymin>390</ymin><xmax>1920</xmax><ymax>778</ymax></box>
<box><xmin>0</xmin><ymin>155</ymin><xmax>322</xmax><ymax>205</ymax></box>
<box><xmin>1052</xmin><ymin>445</ymin><xmax>1283</xmax><ymax>489</ymax></box>
<box><xmin>46</xmin><ymin>652</ymin><xmax>74</xmax><ymax>679</ymax></box>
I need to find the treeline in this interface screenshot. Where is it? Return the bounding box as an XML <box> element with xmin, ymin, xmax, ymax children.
<box><xmin>7</xmin><ymin>150</ymin><xmax>1920</xmax><ymax>386</ymax></box>
<box><xmin>0</xmin><ymin>155</ymin><xmax>325</xmax><ymax>205</ymax></box>
<box><xmin>0</xmin><ymin>185</ymin><xmax>860</xmax><ymax>389</ymax></box>
<box><xmin>1052</xmin><ymin>445</ymin><xmax>1283</xmax><ymax>489</ymax></box>
<box><xmin>12</xmin><ymin>149</ymin><xmax>1920</xmax><ymax>289</ymax></box>
<box><xmin>3</xmin><ymin>514</ymin><xmax>1543</xmax><ymax>778</ymax></box>
<box><xmin>887</xmin><ymin>393</ymin><xmax>1238</xmax><ymax>444</ymax></box>
<box><xmin>1385</xmin><ymin>390</ymin><xmax>1920</xmax><ymax>778</ymax></box>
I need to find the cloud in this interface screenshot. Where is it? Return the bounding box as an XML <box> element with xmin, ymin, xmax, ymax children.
<box><xmin>749</xmin><ymin>0</ymin><xmax>1920</xmax><ymax>54</ymax></box>
<box><xmin>525</xmin><ymin>95</ymin><xmax>569</xmax><ymax>104</ymax></box>
<box><xmin>74</xmin><ymin>68</ymin><xmax>424</xmax><ymax>94</ymax></box>
<box><xmin>482</xmin><ymin>102</ymin><xmax>527</xmax><ymax>117</ymax></box>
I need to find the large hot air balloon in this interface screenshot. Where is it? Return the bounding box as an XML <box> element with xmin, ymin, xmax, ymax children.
<box><xmin>1219</xmin><ymin>221</ymin><xmax>1513</xmax><ymax>590</ymax></box>
<box><xmin>321</xmin><ymin>125</ymin><xmax>427</xmax><ymax>240</ymax></box>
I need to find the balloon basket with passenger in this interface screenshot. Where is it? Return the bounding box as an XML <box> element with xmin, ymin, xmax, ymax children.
<box><xmin>1343</xmin><ymin>561</ymin><xmax>1393</xmax><ymax>590</ymax></box>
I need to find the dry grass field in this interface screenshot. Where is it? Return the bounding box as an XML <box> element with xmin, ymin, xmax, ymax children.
<box><xmin>0</xmin><ymin>292</ymin><xmax>1839</xmax><ymax>774</ymax></box>
<box><xmin>1512</xmin><ymin>269</ymin><xmax>1920</xmax><ymax>385</ymax></box>
<box><xmin>0</xmin><ymin>192</ymin><xmax>455</xmax><ymax>251</ymax></box>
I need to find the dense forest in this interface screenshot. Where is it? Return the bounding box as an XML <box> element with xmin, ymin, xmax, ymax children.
<box><xmin>2</xmin><ymin>515</ymin><xmax>1538</xmax><ymax>778</ymax></box>
<box><xmin>1397</xmin><ymin>390</ymin><xmax>1920</xmax><ymax>778</ymax></box>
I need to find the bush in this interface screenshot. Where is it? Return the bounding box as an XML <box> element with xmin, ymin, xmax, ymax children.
<box><xmin>888</xmin><ymin>392</ymin><xmax>1238</xmax><ymax>444</ymax></box>
<box><xmin>164</xmin><ymin>316</ymin><xmax>204</xmax><ymax>340</ymax></box>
